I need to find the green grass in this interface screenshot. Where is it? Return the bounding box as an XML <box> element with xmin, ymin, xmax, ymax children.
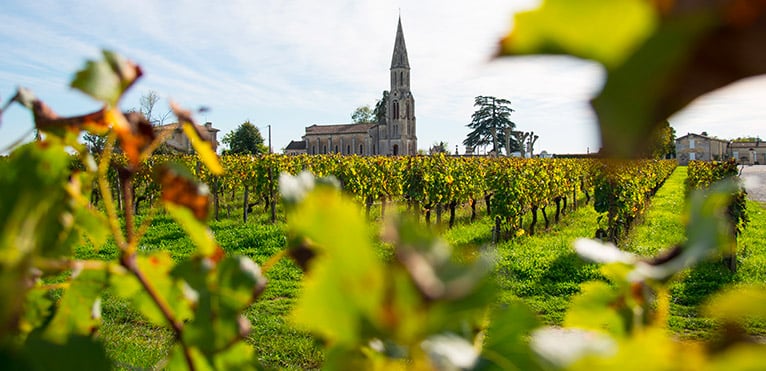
<box><xmin>79</xmin><ymin>171</ymin><xmax>766</xmax><ymax>368</ymax></box>
<box><xmin>621</xmin><ymin>166</ymin><xmax>766</xmax><ymax>339</ymax></box>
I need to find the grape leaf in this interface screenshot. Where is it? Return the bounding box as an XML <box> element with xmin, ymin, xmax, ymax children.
<box><xmin>71</xmin><ymin>50</ymin><xmax>142</xmax><ymax>107</ymax></box>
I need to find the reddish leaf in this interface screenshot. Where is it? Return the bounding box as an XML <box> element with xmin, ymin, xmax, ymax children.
<box><xmin>157</xmin><ymin>164</ymin><xmax>210</xmax><ymax>220</ymax></box>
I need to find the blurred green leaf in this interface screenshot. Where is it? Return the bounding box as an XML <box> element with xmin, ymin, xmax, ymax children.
<box><xmin>288</xmin><ymin>187</ymin><xmax>385</xmax><ymax>346</ymax></box>
<box><xmin>477</xmin><ymin>302</ymin><xmax>541</xmax><ymax>371</ymax></box>
<box><xmin>70</xmin><ymin>50</ymin><xmax>141</xmax><ymax>106</ymax></box>
<box><xmin>110</xmin><ymin>253</ymin><xmax>192</xmax><ymax>327</ymax></box>
<box><xmin>165</xmin><ymin>203</ymin><xmax>219</xmax><ymax>258</ymax></box>
<box><xmin>564</xmin><ymin>281</ymin><xmax>626</xmax><ymax>338</ymax></box>
<box><xmin>500</xmin><ymin>0</ymin><xmax>656</xmax><ymax>68</ymax></box>
<box><xmin>23</xmin><ymin>332</ymin><xmax>110</xmax><ymax>371</ymax></box>
<box><xmin>703</xmin><ymin>285</ymin><xmax>766</xmax><ymax>323</ymax></box>
<box><xmin>42</xmin><ymin>270</ymin><xmax>106</xmax><ymax>343</ymax></box>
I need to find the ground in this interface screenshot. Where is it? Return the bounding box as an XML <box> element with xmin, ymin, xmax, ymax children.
<box><xmin>741</xmin><ymin>165</ymin><xmax>766</xmax><ymax>205</ymax></box>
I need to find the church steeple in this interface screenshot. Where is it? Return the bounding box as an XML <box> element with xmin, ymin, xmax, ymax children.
<box><xmin>390</xmin><ymin>16</ymin><xmax>410</xmax><ymax>69</ymax></box>
<box><xmin>386</xmin><ymin>15</ymin><xmax>416</xmax><ymax>156</ymax></box>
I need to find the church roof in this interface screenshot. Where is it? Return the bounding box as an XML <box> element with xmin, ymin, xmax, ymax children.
<box><xmin>304</xmin><ymin>123</ymin><xmax>376</xmax><ymax>135</ymax></box>
<box><xmin>285</xmin><ymin>140</ymin><xmax>307</xmax><ymax>150</ymax></box>
<box><xmin>390</xmin><ymin>16</ymin><xmax>410</xmax><ymax>69</ymax></box>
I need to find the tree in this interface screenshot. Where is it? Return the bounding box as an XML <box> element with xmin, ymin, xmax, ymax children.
<box><xmin>351</xmin><ymin>105</ymin><xmax>375</xmax><ymax>124</ymax></box>
<box><xmin>645</xmin><ymin>120</ymin><xmax>676</xmax><ymax>159</ymax></box>
<box><xmin>463</xmin><ymin>96</ymin><xmax>517</xmax><ymax>155</ymax></box>
<box><xmin>221</xmin><ymin>121</ymin><xmax>268</xmax><ymax>155</ymax></box>
<box><xmin>429</xmin><ymin>141</ymin><xmax>449</xmax><ymax>155</ymax></box>
<box><xmin>139</xmin><ymin>90</ymin><xmax>171</xmax><ymax>126</ymax></box>
<box><xmin>373</xmin><ymin>90</ymin><xmax>389</xmax><ymax>123</ymax></box>
<box><xmin>83</xmin><ymin>133</ymin><xmax>107</xmax><ymax>155</ymax></box>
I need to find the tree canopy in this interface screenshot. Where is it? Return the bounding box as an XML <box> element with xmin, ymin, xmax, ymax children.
<box><xmin>222</xmin><ymin>121</ymin><xmax>268</xmax><ymax>155</ymax></box>
<box><xmin>463</xmin><ymin>96</ymin><xmax>517</xmax><ymax>155</ymax></box>
<box><xmin>644</xmin><ymin>120</ymin><xmax>676</xmax><ymax>159</ymax></box>
<box><xmin>373</xmin><ymin>90</ymin><xmax>389</xmax><ymax>123</ymax></box>
<box><xmin>351</xmin><ymin>105</ymin><xmax>375</xmax><ymax>124</ymax></box>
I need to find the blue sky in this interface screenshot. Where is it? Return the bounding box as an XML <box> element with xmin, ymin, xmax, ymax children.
<box><xmin>1</xmin><ymin>0</ymin><xmax>764</xmax><ymax>155</ymax></box>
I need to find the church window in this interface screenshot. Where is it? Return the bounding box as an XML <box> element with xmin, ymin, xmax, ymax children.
<box><xmin>323</xmin><ymin>145</ymin><xmax>327</xmax><ymax>154</ymax></box>
<box><xmin>347</xmin><ymin>145</ymin><xmax>350</xmax><ymax>154</ymax></box>
<box><xmin>400</xmin><ymin>71</ymin><xmax>403</xmax><ymax>86</ymax></box>
<box><xmin>359</xmin><ymin>144</ymin><xmax>363</xmax><ymax>154</ymax></box>
<box><xmin>406</xmin><ymin>102</ymin><xmax>410</xmax><ymax>119</ymax></box>
<box><xmin>312</xmin><ymin>145</ymin><xmax>315</xmax><ymax>155</ymax></box>
<box><xmin>335</xmin><ymin>145</ymin><xmax>338</xmax><ymax>153</ymax></box>
<box><xmin>373</xmin><ymin>144</ymin><xmax>376</xmax><ymax>154</ymax></box>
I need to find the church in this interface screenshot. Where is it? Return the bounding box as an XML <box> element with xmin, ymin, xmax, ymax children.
<box><xmin>285</xmin><ymin>17</ymin><xmax>417</xmax><ymax>156</ymax></box>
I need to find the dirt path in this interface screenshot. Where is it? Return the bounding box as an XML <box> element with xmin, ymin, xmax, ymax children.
<box><xmin>740</xmin><ymin>165</ymin><xmax>766</xmax><ymax>205</ymax></box>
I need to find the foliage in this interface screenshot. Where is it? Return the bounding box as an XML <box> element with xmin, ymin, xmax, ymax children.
<box><xmin>644</xmin><ymin>120</ymin><xmax>676</xmax><ymax>159</ymax></box>
<box><xmin>351</xmin><ymin>105</ymin><xmax>376</xmax><ymax>124</ymax></box>
<box><xmin>463</xmin><ymin>96</ymin><xmax>517</xmax><ymax>155</ymax></box>
<box><xmin>500</xmin><ymin>0</ymin><xmax>766</xmax><ymax>159</ymax></box>
<box><xmin>0</xmin><ymin>50</ymin><xmax>262</xmax><ymax>370</ymax></box>
<box><xmin>429</xmin><ymin>141</ymin><xmax>449</xmax><ymax>155</ymax></box>
<box><xmin>221</xmin><ymin>121</ymin><xmax>268</xmax><ymax>155</ymax></box>
<box><xmin>374</xmin><ymin>90</ymin><xmax>390</xmax><ymax>123</ymax></box>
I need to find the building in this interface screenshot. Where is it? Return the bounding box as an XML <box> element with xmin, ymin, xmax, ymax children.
<box><xmin>675</xmin><ymin>133</ymin><xmax>766</xmax><ymax>165</ymax></box>
<box><xmin>729</xmin><ymin>140</ymin><xmax>766</xmax><ymax>165</ymax></box>
<box><xmin>675</xmin><ymin>133</ymin><xmax>729</xmax><ymax>165</ymax></box>
<box><xmin>154</xmin><ymin>122</ymin><xmax>220</xmax><ymax>153</ymax></box>
<box><xmin>284</xmin><ymin>140</ymin><xmax>307</xmax><ymax>155</ymax></box>
<box><xmin>293</xmin><ymin>16</ymin><xmax>417</xmax><ymax>156</ymax></box>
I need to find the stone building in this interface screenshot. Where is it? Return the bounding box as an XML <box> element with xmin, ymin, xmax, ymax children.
<box><xmin>154</xmin><ymin>122</ymin><xmax>220</xmax><ymax>153</ymax></box>
<box><xmin>675</xmin><ymin>133</ymin><xmax>766</xmax><ymax>165</ymax></box>
<box><xmin>675</xmin><ymin>133</ymin><xmax>729</xmax><ymax>165</ymax></box>
<box><xmin>729</xmin><ymin>140</ymin><xmax>766</xmax><ymax>165</ymax></box>
<box><xmin>295</xmin><ymin>17</ymin><xmax>417</xmax><ymax>156</ymax></box>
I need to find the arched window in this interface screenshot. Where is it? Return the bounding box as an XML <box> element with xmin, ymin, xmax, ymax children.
<box><xmin>373</xmin><ymin>144</ymin><xmax>376</xmax><ymax>154</ymax></box>
<box><xmin>323</xmin><ymin>145</ymin><xmax>327</xmax><ymax>154</ymax></box>
<box><xmin>347</xmin><ymin>145</ymin><xmax>350</xmax><ymax>154</ymax></box>
<box><xmin>312</xmin><ymin>145</ymin><xmax>315</xmax><ymax>155</ymax></box>
<box><xmin>393</xmin><ymin>101</ymin><xmax>399</xmax><ymax>119</ymax></box>
<box><xmin>359</xmin><ymin>144</ymin><xmax>363</xmax><ymax>154</ymax></box>
<box><xmin>335</xmin><ymin>145</ymin><xmax>338</xmax><ymax>153</ymax></box>
<box><xmin>393</xmin><ymin>144</ymin><xmax>399</xmax><ymax>156</ymax></box>
<box><xmin>400</xmin><ymin>71</ymin><xmax>403</xmax><ymax>86</ymax></box>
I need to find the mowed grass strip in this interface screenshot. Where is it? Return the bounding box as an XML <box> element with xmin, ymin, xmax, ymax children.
<box><xmin>621</xmin><ymin>166</ymin><xmax>766</xmax><ymax>339</ymax></box>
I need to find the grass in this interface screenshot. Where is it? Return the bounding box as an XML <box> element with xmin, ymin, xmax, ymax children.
<box><xmin>77</xmin><ymin>170</ymin><xmax>766</xmax><ymax>369</ymax></box>
<box><xmin>621</xmin><ymin>166</ymin><xmax>766</xmax><ymax>339</ymax></box>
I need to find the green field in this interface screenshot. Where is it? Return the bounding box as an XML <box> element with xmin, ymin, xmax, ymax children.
<box><xmin>81</xmin><ymin>166</ymin><xmax>766</xmax><ymax>369</ymax></box>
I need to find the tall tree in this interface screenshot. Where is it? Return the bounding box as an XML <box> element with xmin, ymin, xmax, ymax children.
<box><xmin>221</xmin><ymin>121</ymin><xmax>268</xmax><ymax>155</ymax></box>
<box><xmin>351</xmin><ymin>105</ymin><xmax>375</xmax><ymax>124</ymax></box>
<box><xmin>463</xmin><ymin>96</ymin><xmax>517</xmax><ymax>155</ymax></box>
<box><xmin>645</xmin><ymin>120</ymin><xmax>676</xmax><ymax>159</ymax></box>
<box><xmin>373</xmin><ymin>90</ymin><xmax>389</xmax><ymax>123</ymax></box>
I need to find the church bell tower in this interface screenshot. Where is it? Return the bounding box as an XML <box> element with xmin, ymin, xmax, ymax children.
<box><xmin>387</xmin><ymin>16</ymin><xmax>416</xmax><ymax>155</ymax></box>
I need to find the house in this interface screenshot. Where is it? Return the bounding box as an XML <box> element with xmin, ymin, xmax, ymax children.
<box><xmin>287</xmin><ymin>16</ymin><xmax>417</xmax><ymax>156</ymax></box>
<box><xmin>154</xmin><ymin>122</ymin><xmax>220</xmax><ymax>154</ymax></box>
<box><xmin>729</xmin><ymin>140</ymin><xmax>766</xmax><ymax>165</ymax></box>
<box><xmin>284</xmin><ymin>140</ymin><xmax>307</xmax><ymax>155</ymax></box>
<box><xmin>675</xmin><ymin>133</ymin><xmax>729</xmax><ymax>165</ymax></box>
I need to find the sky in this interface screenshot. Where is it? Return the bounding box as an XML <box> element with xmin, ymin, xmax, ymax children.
<box><xmin>1</xmin><ymin>0</ymin><xmax>764</xmax><ymax>155</ymax></box>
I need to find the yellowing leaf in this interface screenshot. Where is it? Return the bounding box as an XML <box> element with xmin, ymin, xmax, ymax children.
<box><xmin>182</xmin><ymin>123</ymin><xmax>224</xmax><ymax>175</ymax></box>
<box><xmin>500</xmin><ymin>0</ymin><xmax>657</xmax><ymax>69</ymax></box>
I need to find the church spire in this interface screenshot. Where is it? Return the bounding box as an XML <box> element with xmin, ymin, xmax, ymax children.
<box><xmin>390</xmin><ymin>16</ymin><xmax>410</xmax><ymax>69</ymax></box>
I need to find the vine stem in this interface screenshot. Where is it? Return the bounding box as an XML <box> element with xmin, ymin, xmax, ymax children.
<box><xmin>120</xmin><ymin>254</ymin><xmax>196</xmax><ymax>370</ymax></box>
<box><xmin>97</xmin><ymin>132</ymin><xmax>126</xmax><ymax>249</ymax></box>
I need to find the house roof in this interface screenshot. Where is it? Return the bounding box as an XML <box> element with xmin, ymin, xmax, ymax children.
<box><xmin>285</xmin><ymin>140</ymin><xmax>307</xmax><ymax>150</ymax></box>
<box><xmin>675</xmin><ymin>132</ymin><xmax>729</xmax><ymax>143</ymax></box>
<box><xmin>304</xmin><ymin>123</ymin><xmax>376</xmax><ymax>135</ymax></box>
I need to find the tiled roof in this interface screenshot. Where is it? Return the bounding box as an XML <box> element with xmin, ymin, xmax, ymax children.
<box><xmin>304</xmin><ymin>123</ymin><xmax>376</xmax><ymax>135</ymax></box>
<box><xmin>285</xmin><ymin>140</ymin><xmax>307</xmax><ymax>150</ymax></box>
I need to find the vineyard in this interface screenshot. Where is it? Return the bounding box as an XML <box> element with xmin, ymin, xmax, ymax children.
<box><xmin>4</xmin><ymin>0</ymin><xmax>766</xmax><ymax>367</ymax></box>
<box><xmin>110</xmin><ymin>153</ymin><xmax>676</xmax><ymax>242</ymax></box>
